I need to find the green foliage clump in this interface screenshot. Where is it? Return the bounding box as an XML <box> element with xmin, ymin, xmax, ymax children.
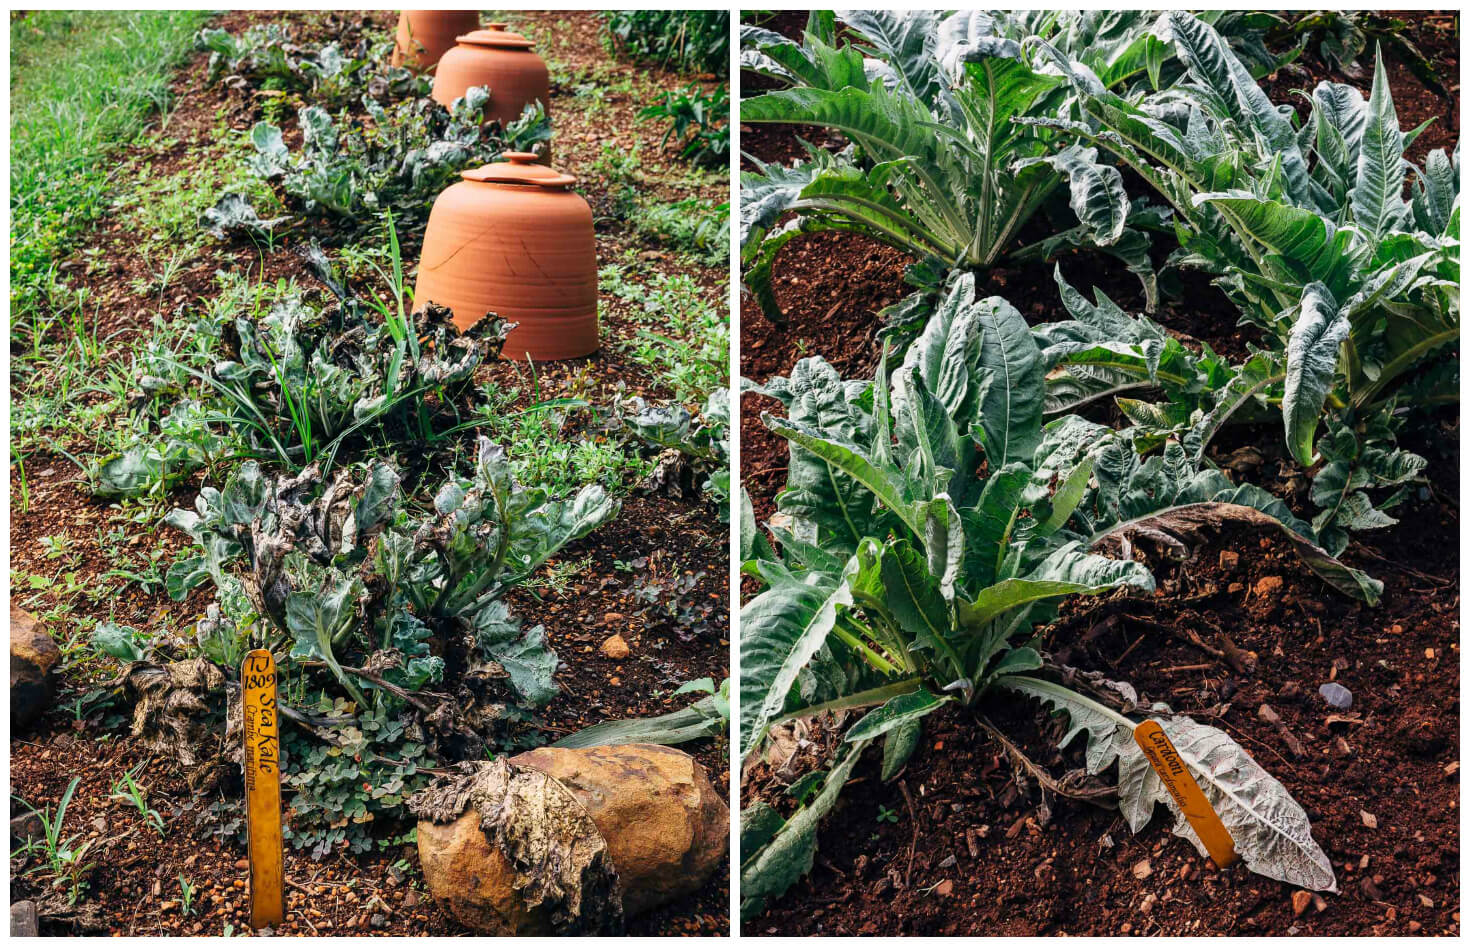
<box><xmin>739</xmin><ymin>275</ymin><xmax>1366</xmax><ymax>915</ymax></box>
<box><xmin>282</xmin><ymin>701</ymin><xmax>433</xmax><ymax>858</ymax></box>
<box><xmin>164</xmin><ymin>446</ymin><xmax>615</xmax><ymax>717</ymax></box>
<box><xmin>154</xmin><ymin>441</ymin><xmax>616</xmax><ymax>860</ymax></box>
<box><xmin>1041</xmin><ymin>12</ymin><xmax>1458</xmax><ymax>552</ymax></box>
<box><xmin>471</xmin><ymin>382</ymin><xmax>652</xmax><ymax>498</ymax></box>
<box><xmin>603</xmin><ymin>10</ymin><xmax>730</xmax><ymax>74</ymax></box>
<box><xmin>93</xmin><ymin>236</ymin><xmax>511</xmax><ymax>497</ymax></box>
<box><xmin>621</xmin><ymin>388</ymin><xmax>730</xmax><ymax>518</ymax></box>
<box><xmin>738</xmin><ymin>10</ymin><xmax>1294</xmax><ymax>322</ymax></box>
<box><xmin>196</xmin><ymin>24</ymin><xmax>430</xmax><ymax>107</ymax></box>
<box><xmin>634</xmin><ymin>198</ymin><xmax>729</xmax><ymax>266</ymax></box>
<box><xmin>600</xmin><ymin>265</ymin><xmax>729</xmax><ymax>405</ymax></box>
<box><xmin>236</xmin><ymin>88</ymin><xmax>550</xmax><ymax>233</ymax></box>
<box><xmin>640</xmin><ymin>83</ymin><xmax>729</xmax><ymax>169</ymax></box>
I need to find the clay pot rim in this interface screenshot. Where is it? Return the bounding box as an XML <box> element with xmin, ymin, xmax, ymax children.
<box><xmin>456</xmin><ymin>25</ymin><xmax>535</xmax><ymax>49</ymax></box>
<box><xmin>462</xmin><ymin>153</ymin><xmax>577</xmax><ymax>189</ymax></box>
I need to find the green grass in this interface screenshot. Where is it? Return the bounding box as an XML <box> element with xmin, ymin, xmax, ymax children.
<box><xmin>470</xmin><ymin>380</ymin><xmax>653</xmax><ymax>497</ymax></box>
<box><xmin>600</xmin><ymin>259</ymin><xmax>728</xmax><ymax>404</ymax></box>
<box><xmin>11</xmin><ymin>10</ymin><xmax>212</xmax><ymax>316</ymax></box>
<box><xmin>633</xmin><ymin>197</ymin><xmax>729</xmax><ymax>267</ymax></box>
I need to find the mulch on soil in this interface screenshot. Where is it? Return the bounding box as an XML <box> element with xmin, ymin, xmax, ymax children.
<box><xmin>738</xmin><ymin>10</ymin><xmax>1460</xmax><ymax>937</ymax></box>
<box><xmin>11</xmin><ymin>8</ymin><xmax>729</xmax><ymax>937</ymax></box>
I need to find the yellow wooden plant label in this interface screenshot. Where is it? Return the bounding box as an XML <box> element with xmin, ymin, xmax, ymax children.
<box><xmin>242</xmin><ymin>649</ymin><xmax>285</xmax><ymax>930</ymax></box>
<box><xmin>1133</xmin><ymin>719</ymin><xmax>1239</xmax><ymax>869</ymax></box>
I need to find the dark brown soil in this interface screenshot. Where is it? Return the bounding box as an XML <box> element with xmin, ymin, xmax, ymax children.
<box><xmin>739</xmin><ymin>11</ymin><xmax>1460</xmax><ymax>938</ymax></box>
<box><xmin>11</xmin><ymin>8</ymin><xmax>729</xmax><ymax>938</ymax></box>
<box><xmin>1262</xmin><ymin>11</ymin><xmax>1459</xmax><ymax>164</ymax></box>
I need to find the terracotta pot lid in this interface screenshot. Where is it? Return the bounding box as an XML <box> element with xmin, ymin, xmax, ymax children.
<box><xmin>456</xmin><ymin>23</ymin><xmax>535</xmax><ymax>49</ymax></box>
<box><xmin>463</xmin><ymin>153</ymin><xmax>577</xmax><ymax>189</ymax></box>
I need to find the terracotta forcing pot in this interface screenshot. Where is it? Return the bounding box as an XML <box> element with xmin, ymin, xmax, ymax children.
<box><xmin>393</xmin><ymin>11</ymin><xmax>481</xmax><ymax>71</ymax></box>
<box><xmin>432</xmin><ymin>23</ymin><xmax>552</xmax><ymax>131</ymax></box>
<box><xmin>413</xmin><ymin>153</ymin><xmax>598</xmax><ymax>361</ymax></box>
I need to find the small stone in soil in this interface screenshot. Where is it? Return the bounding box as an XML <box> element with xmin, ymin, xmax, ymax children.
<box><xmin>1292</xmin><ymin>890</ymin><xmax>1314</xmax><ymax>916</ymax></box>
<box><xmin>1360</xmin><ymin>810</ymin><xmax>1378</xmax><ymax>829</ymax></box>
<box><xmin>1319</xmin><ymin>682</ymin><xmax>1353</xmax><ymax>709</ymax></box>
<box><xmin>1254</xmin><ymin>575</ymin><xmax>1284</xmax><ymax>597</ymax></box>
<box><xmin>600</xmin><ymin>634</ymin><xmax>630</xmax><ymax>659</ymax></box>
<box><xmin>1133</xmin><ymin>859</ymin><xmax>1152</xmax><ymax>881</ymax></box>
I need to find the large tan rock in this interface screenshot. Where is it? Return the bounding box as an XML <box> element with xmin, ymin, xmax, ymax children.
<box><xmin>414</xmin><ymin>744</ymin><xmax>727</xmax><ymax>934</ymax></box>
<box><xmin>10</xmin><ymin>606</ymin><xmax>60</xmax><ymax>730</ymax></box>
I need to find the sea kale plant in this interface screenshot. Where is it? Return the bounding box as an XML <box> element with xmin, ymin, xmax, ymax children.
<box><xmin>166</xmin><ymin>440</ymin><xmax>617</xmax><ymax>750</ymax></box>
<box><xmin>96</xmin><ymin>238</ymin><xmax>512</xmax><ymax>497</ymax></box>
<box><xmin>640</xmin><ymin>83</ymin><xmax>730</xmax><ymax>169</ymax></box>
<box><xmin>739</xmin><ymin>275</ymin><xmax>1366</xmax><ymax>917</ymax></box>
<box><xmin>739</xmin><ymin>10</ymin><xmax>1290</xmax><ymax>322</ymax></box>
<box><xmin>237</xmin><ymin>87</ymin><xmax>551</xmax><ymax>232</ymax></box>
<box><xmin>199</xmin><ymin>242</ymin><xmax>512</xmax><ymax>470</ymax></box>
<box><xmin>620</xmin><ymin>387</ymin><xmax>730</xmax><ymax>518</ymax></box>
<box><xmin>1037</xmin><ymin>12</ymin><xmax>1459</xmax><ymax>553</ymax></box>
<box><xmin>196</xmin><ymin>23</ymin><xmax>430</xmax><ymax>107</ymax></box>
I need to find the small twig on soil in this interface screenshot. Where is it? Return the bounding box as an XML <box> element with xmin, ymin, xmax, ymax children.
<box><xmin>338</xmin><ymin>665</ymin><xmax>438</xmax><ymax>716</ymax></box>
<box><xmin>1125</xmin><ymin>613</ymin><xmax>1227</xmax><ymax>661</ymax></box>
<box><xmin>897</xmin><ymin>779</ymin><xmax>919</xmax><ymax>889</ymax></box>
<box><xmin>1354</xmin><ymin>544</ymin><xmax>1455</xmax><ymax>586</ymax></box>
<box><xmin>975</xmin><ymin>716</ymin><xmax>1116</xmax><ymax>809</ymax></box>
<box><xmin>1113</xmin><ymin>633</ymin><xmax>1145</xmax><ymax>667</ymax></box>
<box><xmin>1183</xmin><ymin>706</ymin><xmax>1299</xmax><ymax>774</ymax></box>
<box><xmin>1158</xmin><ymin>663</ymin><xmax>1214</xmax><ymax>674</ymax></box>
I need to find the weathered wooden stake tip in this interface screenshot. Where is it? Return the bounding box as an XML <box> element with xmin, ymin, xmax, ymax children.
<box><xmin>242</xmin><ymin>649</ymin><xmax>285</xmax><ymax>930</ymax></box>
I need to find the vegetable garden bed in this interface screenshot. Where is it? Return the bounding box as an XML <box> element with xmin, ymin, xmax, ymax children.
<box><xmin>738</xmin><ymin>10</ymin><xmax>1458</xmax><ymax>936</ymax></box>
<box><xmin>11</xmin><ymin>9</ymin><xmax>729</xmax><ymax>936</ymax></box>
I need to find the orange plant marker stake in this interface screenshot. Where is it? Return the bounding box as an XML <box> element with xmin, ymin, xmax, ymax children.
<box><xmin>1133</xmin><ymin>719</ymin><xmax>1240</xmax><ymax>869</ymax></box>
<box><xmin>242</xmin><ymin>649</ymin><xmax>285</xmax><ymax>930</ymax></box>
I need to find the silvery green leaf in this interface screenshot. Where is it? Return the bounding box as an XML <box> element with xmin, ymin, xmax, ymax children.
<box><xmin>433</xmin><ymin>481</ymin><xmax>466</xmax><ymax>515</ymax></box>
<box><xmin>552</xmin><ymin>689</ymin><xmax>727</xmax><ymax>749</ymax></box>
<box><xmin>1003</xmin><ymin>675</ymin><xmax>1338</xmax><ymax>892</ymax></box>
<box><xmin>740</xmin><ymin>739</ymin><xmax>870</xmax><ymax>920</ymax></box>
<box><xmin>1282</xmin><ymin>283</ymin><xmax>1348</xmax><ymax>465</ymax></box>
<box><xmin>1016</xmin><ymin>145</ymin><xmax>1128</xmax><ymax>246</ymax></box>
<box><xmin>93</xmin><ymin>622</ymin><xmax>148</xmax><ymax>664</ymax></box>
<box><xmin>739</xmin><ymin>555</ymin><xmax>861</xmax><ymax>757</ymax></box>
<box><xmin>1350</xmin><ymin>52</ymin><xmax>1409</xmax><ymax>239</ymax></box>
<box><xmin>200</xmin><ymin>192</ymin><xmax>288</xmax><ymax>240</ymax></box>
<box><xmin>469</xmin><ymin>600</ymin><xmax>559</xmax><ymax>707</ymax></box>
<box><xmin>843</xmin><ymin>688</ymin><xmax>948</xmax><ymax>743</ymax></box>
<box><xmin>166</xmin><ymin>557</ymin><xmax>209</xmax><ymax>603</ymax></box>
<box><xmin>880</xmin><ymin>717</ymin><xmax>921</xmax><ymax>780</ymax></box>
